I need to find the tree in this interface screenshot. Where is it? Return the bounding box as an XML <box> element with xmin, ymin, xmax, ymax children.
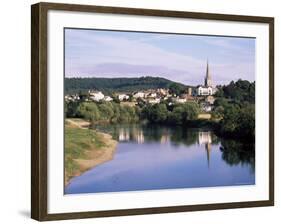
<box><xmin>180</xmin><ymin>102</ymin><xmax>200</xmax><ymax>122</ymax></box>
<box><xmin>168</xmin><ymin>106</ymin><xmax>183</xmax><ymax>124</ymax></box>
<box><xmin>119</xmin><ymin>105</ymin><xmax>131</xmax><ymax>123</ymax></box>
<box><xmin>77</xmin><ymin>102</ymin><xmax>100</xmax><ymax>121</ymax></box>
<box><xmin>150</xmin><ymin>104</ymin><xmax>168</xmax><ymax>123</ymax></box>
<box><xmin>167</xmin><ymin>102</ymin><xmax>199</xmax><ymax>125</ymax></box>
<box><xmin>218</xmin><ymin>103</ymin><xmax>255</xmax><ymax>140</ymax></box>
<box><xmin>98</xmin><ymin>103</ymin><xmax>114</xmax><ymax>121</ymax></box>
<box><xmin>220</xmin><ymin>104</ymin><xmax>240</xmax><ymax>134</ymax></box>
<box><xmin>217</xmin><ymin>79</ymin><xmax>255</xmax><ymax>103</ymax></box>
<box><xmin>169</xmin><ymin>83</ymin><xmax>185</xmax><ymax>96</ymax></box>
<box><xmin>236</xmin><ymin>104</ymin><xmax>255</xmax><ymax>139</ymax></box>
<box><xmin>111</xmin><ymin>103</ymin><xmax>121</xmax><ymax>123</ymax></box>
<box><xmin>214</xmin><ymin>97</ymin><xmax>229</xmax><ymax>108</ymax></box>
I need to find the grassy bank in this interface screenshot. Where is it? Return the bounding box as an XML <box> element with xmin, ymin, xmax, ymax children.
<box><xmin>65</xmin><ymin>119</ymin><xmax>117</xmax><ymax>186</ymax></box>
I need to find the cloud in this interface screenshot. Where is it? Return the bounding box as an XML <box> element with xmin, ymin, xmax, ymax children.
<box><xmin>65</xmin><ymin>29</ymin><xmax>255</xmax><ymax>85</ymax></box>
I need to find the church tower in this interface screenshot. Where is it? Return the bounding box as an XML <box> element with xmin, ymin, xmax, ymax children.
<box><xmin>204</xmin><ymin>60</ymin><xmax>212</xmax><ymax>87</ymax></box>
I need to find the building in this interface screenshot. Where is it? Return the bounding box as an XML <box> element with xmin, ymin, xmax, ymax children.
<box><xmin>197</xmin><ymin>86</ymin><xmax>213</xmax><ymax>96</ymax></box>
<box><xmin>64</xmin><ymin>94</ymin><xmax>80</xmax><ymax>102</ymax></box>
<box><xmin>88</xmin><ymin>91</ymin><xmax>104</xmax><ymax>102</ymax></box>
<box><xmin>148</xmin><ymin>98</ymin><xmax>161</xmax><ymax>104</ymax></box>
<box><xmin>147</xmin><ymin>92</ymin><xmax>157</xmax><ymax>98</ymax></box>
<box><xmin>118</xmin><ymin>94</ymin><xmax>129</xmax><ymax>101</ymax></box>
<box><xmin>187</xmin><ymin>87</ymin><xmax>192</xmax><ymax>96</ymax></box>
<box><xmin>157</xmin><ymin>88</ymin><xmax>169</xmax><ymax>96</ymax></box>
<box><xmin>133</xmin><ymin>91</ymin><xmax>145</xmax><ymax>99</ymax></box>
<box><xmin>205</xmin><ymin>95</ymin><xmax>215</xmax><ymax>105</ymax></box>
<box><xmin>196</xmin><ymin>60</ymin><xmax>216</xmax><ymax>96</ymax></box>
<box><xmin>175</xmin><ymin>97</ymin><xmax>187</xmax><ymax>104</ymax></box>
<box><xmin>104</xmin><ymin>96</ymin><xmax>113</xmax><ymax>102</ymax></box>
<box><xmin>200</xmin><ymin>102</ymin><xmax>213</xmax><ymax>112</ymax></box>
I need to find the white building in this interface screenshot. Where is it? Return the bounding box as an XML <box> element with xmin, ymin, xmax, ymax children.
<box><xmin>89</xmin><ymin>91</ymin><xmax>104</xmax><ymax>102</ymax></box>
<box><xmin>148</xmin><ymin>98</ymin><xmax>161</xmax><ymax>104</ymax></box>
<box><xmin>197</xmin><ymin>86</ymin><xmax>213</xmax><ymax>96</ymax></box>
<box><xmin>65</xmin><ymin>94</ymin><xmax>80</xmax><ymax>102</ymax></box>
<box><xmin>157</xmin><ymin>88</ymin><xmax>169</xmax><ymax>96</ymax></box>
<box><xmin>200</xmin><ymin>102</ymin><xmax>213</xmax><ymax>112</ymax></box>
<box><xmin>133</xmin><ymin>91</ymin><xmax>145</xmax><ymax>99</ymax></box>
<box><xmin>175</xmin><ymin>98</ymin><xmax>187</xmax><ymax>103</ymax></box>
<box><xmin>205</xmin><ymin>95</ymin><xmax>215</xmax><ymax>105</ymax></box>
<box><xmin>196</xmin><ymin>61</ymin><xmax>215</xmax><ymax>96</ymax></box>
<box><xmin>118</xmin><ymin>94</ymin><xmax>129</xmax><ymax>101</ymax></box>
<box><xmin>104</xmin><ymin>96</ymin><xmax>113</xmax><ymax>102</ymax></box>
<box><xmin>148</xmin><ymin>92</ymin><xmax>157</xmax><ymax>98</ymax></box>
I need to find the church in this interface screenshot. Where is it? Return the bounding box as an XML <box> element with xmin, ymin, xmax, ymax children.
<box><xmin>195</xmin><ymin>61</ymin><xmax>216</xmax><ymax>96</ymax></box>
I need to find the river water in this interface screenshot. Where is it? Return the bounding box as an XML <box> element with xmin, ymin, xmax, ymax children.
<box><xmin>65</xmin><ymin>124</ymin><xmax>255</xmax><ymax>194</ymax></box>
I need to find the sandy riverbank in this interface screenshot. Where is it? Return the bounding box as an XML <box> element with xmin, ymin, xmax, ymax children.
<box><xmin>65</xmin><ymin>119</ymin><xmax>118</xmax><ymax>186</ymax></box>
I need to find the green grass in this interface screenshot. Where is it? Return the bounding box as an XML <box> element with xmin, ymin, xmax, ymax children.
<box><xmin>65</xmin><ymin>124</ymin><xmax>106</xmax><ymax>182</ymax></box>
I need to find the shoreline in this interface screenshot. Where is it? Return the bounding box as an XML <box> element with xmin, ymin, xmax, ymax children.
<box><xmin>65</xmin><ymin>119</ymin><xmax>118</xmax><ymax>186</ymax></box>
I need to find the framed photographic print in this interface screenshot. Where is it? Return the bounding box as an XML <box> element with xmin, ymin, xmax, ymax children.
<box><xmin>31</xmin><ymin>2</ymin><xmax>274</xmax><ymax>221</ymax></box>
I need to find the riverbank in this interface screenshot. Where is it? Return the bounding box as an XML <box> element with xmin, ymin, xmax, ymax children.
<box><xmin>65</xmin><ymin>119</ymin><xmax>118</xmax><ymax>186</ymax></box>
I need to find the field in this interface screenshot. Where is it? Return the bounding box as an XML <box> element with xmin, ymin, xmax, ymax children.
<box><xmin>65</xmin><ymin>119</ymin><xmax>117</xmax><ymax>185</ymax></box>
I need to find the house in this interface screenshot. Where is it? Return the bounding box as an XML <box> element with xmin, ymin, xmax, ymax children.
<box><xmin>64</xmin><ymin>94</ymin><xmax>80</xmax><ymax>102</ymax></box>
<box><xmin>147</xmin><ymin>92</ymin><xmax>157</xmax><ymax>98</ymax></box>
<box><xmin>133</xmin><ymin>91</ymin><xmax>145</xmax><ymax>99</ymax></box>
<box><xmin>175</xmin><ymin>98</ymin><xmax>187</xmax><ymax>103</ymax></box>
<box><xmin>205</xmin><ymin>95</ymin><xmax>215</xmax><ymax>105</ymax></box>
<box><xmin>88</xmin><ymin>91</ymin><xmax>104</xmax><ymax>102</ymax></box>
<box><xmin>148</xmin><ymin>98</ymin><xmax>161</xmax><ymax>104</ymax></box>
<box><xmin>104</xmin><ymin>96</ymin><xmax>113</xmax><ymax>102</ymax></box>
<box><xmin>64</xmin><ymin>95</ymin><xmax>72</xmax><ymax>102</ymax></box>
<box><xmin>187</xmin><ymin>87</ymin><xmax>193</xmax><ymax>96</ymax></box>
<box><xmin>157</xmin><ymin>88</ymin><xmax>169</xmax><ymax>96</ymax></box>
<box><xmin>118</xmin><ymin>94</ymin><xmax>129</xmax><ymax>101</ymax></box>
<box><xmin>173</xmin><ymin>97</ymin><xmax>186</xmax><ymax>103</ymax></box>
<box><xmin>200</xmin><ymin>102</ymin><xmax>213</xmax><ymax>112</ymax></box>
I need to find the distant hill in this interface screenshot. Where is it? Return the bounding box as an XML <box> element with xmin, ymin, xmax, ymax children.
<box><xmin>65</xmin><ymin>76</ymin><xmax>189</xmax><ymax>95</ymax></box>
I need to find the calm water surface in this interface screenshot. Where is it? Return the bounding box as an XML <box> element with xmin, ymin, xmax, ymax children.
<box><xmin>65</xmin><ymin>124</ymin><xmax>255</xmax><ymax>194</ymax></box>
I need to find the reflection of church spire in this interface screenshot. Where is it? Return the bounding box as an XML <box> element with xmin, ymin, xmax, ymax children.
<box><xmin>205</xmin><ymin>143</ymin><xmax>211</xmax><ymax>168</ymax></box>
<box><xmin>198</xmin><ymin>131</ymin><xmax>213</xmax><ymax>168</ymax></box>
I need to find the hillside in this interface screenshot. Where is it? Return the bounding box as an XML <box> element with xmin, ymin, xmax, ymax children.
<box><xmin>65</xmin><ymin>76</ymin><xmax>188</xmax><ymax>94</ymax></box>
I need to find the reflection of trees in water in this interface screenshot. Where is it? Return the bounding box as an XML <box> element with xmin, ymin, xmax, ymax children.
<box><xmin>170</xmin><ymin>127</ymin><xmax>198</xmax><ymax>147</ymax></box>
<box><xmin>220</xmin><ymin>139</ymin><xmax>255</xmax><ymax>173</ymax></box>
<box><xmin>99</xmin><ymin>124</ymin><xmax>213</xmax><ymax>147</ymax></box>
<box><xmin>97</xmin><ymin>124</ymin><xmax>254</xmax><ymax>173</ymax></box>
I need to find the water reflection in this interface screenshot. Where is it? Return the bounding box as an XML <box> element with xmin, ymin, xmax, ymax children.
<box><xmin>66</xmin><ymin>125</ymin><xmax>255</xmax><ymax>194</ymax></box>
<box><xmin>198</xmin><ymin>131</ymin><xmax>212</xmax><ymax>167</ymax></box>
<box><xmin>220</xmin><ymin>139</ymin><xmax>255</xmax><ymax>173</ymax></box>
<box><xmin>96</xmin><ymin>124</ymin><xmax>254</xmax><ymax>172</ymax></box>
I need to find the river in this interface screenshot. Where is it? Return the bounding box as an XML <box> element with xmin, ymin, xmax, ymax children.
<box><xmin>65</xmin><ymin>124</ymin><xmax>255</xmax><ymax>194</ymax></box>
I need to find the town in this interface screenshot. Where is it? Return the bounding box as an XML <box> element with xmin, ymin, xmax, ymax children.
<box><xmin>65</xmin><ymin>61</ymin><xmax>217</xmax><ymax>113</ymax></box>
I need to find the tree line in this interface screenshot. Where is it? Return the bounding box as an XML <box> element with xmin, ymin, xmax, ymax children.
<box><xmin>65</xmin><ymin>76</ymin><xmax>188</xmax><ymax>95</ymax></box>
<box><xmin>65</xmin><ymin>101</ymin><xmax>140</xmax><ymax>124</ymax></box>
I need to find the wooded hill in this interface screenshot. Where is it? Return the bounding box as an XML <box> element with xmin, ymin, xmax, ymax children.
<box><xmin>65</xmin><ymin>76</ymin><xmax>188</xmax><ymax>95</ymax></box>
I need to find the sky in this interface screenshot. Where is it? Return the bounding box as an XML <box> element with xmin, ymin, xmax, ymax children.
<box><xmin>65</xmin><ymin>28</ymin><xmax>255</xmax><ymax>85</ymax></box>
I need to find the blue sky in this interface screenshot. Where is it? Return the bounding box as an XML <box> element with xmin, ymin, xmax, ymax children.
<box><xmin>65</xmin><ymin>28</ymin><xmax>255</xmax><ymax>85</ymax></box>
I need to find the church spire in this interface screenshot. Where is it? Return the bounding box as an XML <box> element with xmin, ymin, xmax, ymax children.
<box><xmin>205</xmin><ymin>59</ymin><xmax>212</xmax><ymax>87</ymax></box>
